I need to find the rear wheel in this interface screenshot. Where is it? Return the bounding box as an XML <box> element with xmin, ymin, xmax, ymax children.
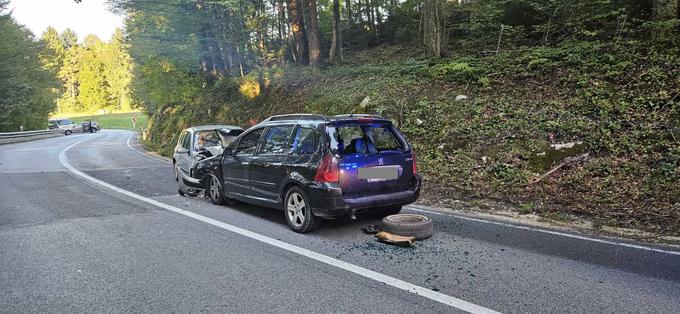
<box><xmin>284</xmin><ymin>187</ymin><xmax>320</xmax><ymax>233</ymax></box>
<box><xmin>207</xmin><ymin>175</ymin><xmax>225</xmax><ymax>205</ymax></box>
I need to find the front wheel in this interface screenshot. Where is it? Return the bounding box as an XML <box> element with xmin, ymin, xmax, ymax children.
<box><xmin>207</xmin><ymin>175</ymin><xmax>225</xmax><ymax>205</ymax></box>
<box><xmin>284</xmin><ymin>187</ymin><xmax>320</xmax><ymax>233</ymax></box>
<box><xmin>65</xmin><ymin>130</ymin><xmax>72</xmax><ymax>135</ymax></box>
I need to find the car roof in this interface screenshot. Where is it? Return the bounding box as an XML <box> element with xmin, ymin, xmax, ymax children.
<box><xmin>254</xmin><ymin>114</ymin><xmax>391</xmax><ymax>128</ymax></box>
<box><xmin>188</xmin><ymin>124</ymin><xmax>243</xmax><ymax>132</ymax></box>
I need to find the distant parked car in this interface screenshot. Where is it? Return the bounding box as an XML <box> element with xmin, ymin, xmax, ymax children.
<box><xmin>173</xmin><ymin>125</ymin><xmax>244</xmax><ymax>196</ymax></box>
<box><xmin>79</xmin><ymin>121</ymin><xmax>101</xmax><ymax>133</ymax></box>
<box><xmin>192</xmin><ymin>114</ymin><xmax>422</xmax><ymax>233</ymax></box>
<box><xmin>48</xmin><ymin>118</ymin><xmax>78</xmax><ymax>135</ymax></box>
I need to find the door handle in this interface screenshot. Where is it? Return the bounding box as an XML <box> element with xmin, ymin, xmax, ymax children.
<box><xmin>241</xmin><ymin>161</ymin><xmax>250</xmax><ymax>166</ymax></box>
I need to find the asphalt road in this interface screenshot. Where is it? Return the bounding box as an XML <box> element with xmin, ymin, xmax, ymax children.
<box><xmin>1</xmin><ymin>130</ymin><xmax>679</xmax><ymax>313</ymax></box>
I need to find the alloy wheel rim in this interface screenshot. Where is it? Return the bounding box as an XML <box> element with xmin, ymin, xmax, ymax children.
<box><xmin>286</xmin><ymin>192</ymin><xmax>306</xmax><ymax>227</ymax></box>
<box><xmin>210</xmin><ymin>176</ymin><xmax>220</xmax><ymax>200</ymax></box>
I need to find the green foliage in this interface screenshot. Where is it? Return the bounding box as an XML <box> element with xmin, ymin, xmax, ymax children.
<box><xmin>73</xmin><ymin>112</ymin><xmax>147</xmax><ymax>133</ymax></box>
<box><xmin>42</xmin><ymin>29</ymin><xmax>134</xmax><ymax>115</ymax></box>
<box><xmin>0</xmin><ymin>8</ymin><xmax>58</xmax><ymax>131</ymax></box>
<box><xmin>127</xmin><ymin>0</ymin><xmax>679</xmax><ymax>234</ymax></box>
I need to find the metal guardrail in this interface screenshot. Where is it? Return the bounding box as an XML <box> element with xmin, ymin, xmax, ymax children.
<box><xmin>0</xmin><ymin>129</ymin><xmax>63</xmax><ymax>144</ymax></box>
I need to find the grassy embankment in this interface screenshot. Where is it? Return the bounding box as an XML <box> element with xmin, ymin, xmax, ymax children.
<box><xmin>53</xmin><ymin>112</ymin><xmax>148</xmax><ymax>133</ymax></box>
<box><xmin>143</xmin><ymin>42</ymin><xmax>679</xmax><ymax>237</ymax></box>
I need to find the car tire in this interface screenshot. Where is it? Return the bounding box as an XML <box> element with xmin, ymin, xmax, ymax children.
<box><xmin>284</xmin><ymin>186</ymin><xmax>320</xmax><ymax>233</ymax></box>
<box><xmin>65</xmin><ymin>130</ymin><xmax>72</xmax><ymax>135</ymax></box>
<box><xmin>371</xmin><ymin>205</ymin><xmax>402</xmax><ymax>218</ymax></box>
<box><xmin>206</xmin><ymin>175</ymin><xmax>225</xmax><ymax>205</ymax></box>
<box><xmin>177</xmin><ymin>188</ymin><xmax>185</xmax><ymax>196</ymax></box>
<box><xmin>381</xmin><ymin>214</ymin><xmax>433</xmax><ymax>240</ymax></box>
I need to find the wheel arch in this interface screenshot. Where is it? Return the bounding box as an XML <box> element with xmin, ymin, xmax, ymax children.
<box><xmin>279</xmin><ymin>178</ymin><xmax>308</xmax><ymax>209</ymax></box>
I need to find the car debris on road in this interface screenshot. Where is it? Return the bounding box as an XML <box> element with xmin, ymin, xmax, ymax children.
<box><xmin>375</xmin><ymin>231</ymin><xmax>416</xmax><ymax>247</ymax></box>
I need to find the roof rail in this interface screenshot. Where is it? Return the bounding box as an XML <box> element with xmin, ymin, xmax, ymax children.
<box><xmin>330</xmin><ymin>114</ymin><xmax>384</xmax><ymax>119</ymax></box>
<box><xmin>263</xmin><ymin>114</ymin><xmax>328</xmax><ymax>122</ymax></box>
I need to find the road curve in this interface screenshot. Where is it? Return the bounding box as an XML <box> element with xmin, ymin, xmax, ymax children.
<box><xmin>1</xmin><ymin>130</ymin><xmax>679</xmax><ymax>313</ymax></box>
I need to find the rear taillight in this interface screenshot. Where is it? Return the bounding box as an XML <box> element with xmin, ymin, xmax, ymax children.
<box><xmin>411</xmin><ymin>151</ymin><xmax>418</xmax><ymax>175</ymax></box>
<box><xmin>315</xmin><ymin>154</ymin><xmax>339</xmax><ymax>183</ymax></box>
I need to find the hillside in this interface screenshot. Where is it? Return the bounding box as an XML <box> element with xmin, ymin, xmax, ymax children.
<box><xmin>143</xmin><ymin>38</ymin><xmax>680</xmax><ymax>236</ymax></box>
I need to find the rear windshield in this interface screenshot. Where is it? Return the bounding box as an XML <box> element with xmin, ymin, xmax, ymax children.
<box><xmin>326</xmin><ymin>123</ymin><xmax>407</xmax><ymax>155</ymax></box>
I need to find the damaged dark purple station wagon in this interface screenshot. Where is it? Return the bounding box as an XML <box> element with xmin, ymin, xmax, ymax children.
<box><xmin>189</xmin><ymin>114</ymin><xmax>422</xmax><ymax>233</ymax></box>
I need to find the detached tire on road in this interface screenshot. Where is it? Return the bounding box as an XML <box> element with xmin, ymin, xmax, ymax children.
<box><xmin>381</xmin><ymin>214</ymin><xmax>433</xmax><ymax>240</ymax></box>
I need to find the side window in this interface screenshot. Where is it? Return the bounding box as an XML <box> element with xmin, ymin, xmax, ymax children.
<box><xmin>261</xmin><ymin>125</ymin><xmax>295</xmax><ymax>155</ymax></box>
<box><xmin>177</xmin><ymin>132</ymin><xmax>186</xmax><ymax>147</ymax></box>
<box><xmin>291</xmin><ymin>127</ymin><xmax>317</xmax><ymax>155</ymax></box>
<box><xmin>235</xmin><ymin>128</ymin><xmax>264</xmax><ymax>156</ymax></box>
<box><xmin>182</xmin><ymin>132</ymin><xmax>192</xmax><ymax>150</ymax></box>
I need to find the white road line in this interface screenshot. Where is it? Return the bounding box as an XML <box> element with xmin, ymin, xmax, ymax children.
<box><xmin>60</xmin><ymin>135</ymin><xmax>500</xmax><ymax>314</ymax></box>
<box><xmin>126</xmin><ymin>133</ymin><xmax>152</xmax><ymax>158</ymax></box>
<box><xmin>2</xmin><ymin>147</ymin><xmax>44</xmax><ymax>152</ymax></box>
<box><xmin>126</xmin><ymin>132</ymin><xmax>171</xmax><ymax>163</ymax></box>
<box><xmin>406</xmin><ymin>206</ymin><xmax>680</xmax><ymax>256</ymax></box>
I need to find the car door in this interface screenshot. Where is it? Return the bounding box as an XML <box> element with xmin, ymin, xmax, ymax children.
<box><xmin>221</xmin><ymin>127</ymin><xmax>264</xmax><ymax>198</ymax></box>
<box><xmin>249</xmin><ymin>125</ymin><xmax>296</xmax><ymax>203</ymax></box>
<box><xmin>174</xmin><ymin>131</ymin><xmax>188</xmax><ymax>172</ymax></box>
<box><xmin>177</xmin><ymin>130</ymin><xmax>193</xmax><ymax>176</ymax></box>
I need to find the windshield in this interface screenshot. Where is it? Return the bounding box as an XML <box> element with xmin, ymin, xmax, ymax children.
<box><xmin>194</xmin><ymin>131</ymin><xmax>222</xmax><ymax>150</ymax></box>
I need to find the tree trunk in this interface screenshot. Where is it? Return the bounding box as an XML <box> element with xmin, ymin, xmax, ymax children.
<box><xmin>367</xmin><ymin>0</ymin><xmax>374</xmax><ymax>28</ymax></box>
<box><xmin>305</xmin><ymin>0</ymin><xmax>321</xmax><ymax>66</ymax></box>
<box><xmin>277</xmin><ymin>0</ymin><xmax>285</xmax><ymax>41</ymax></box>
<box><xmin>356</xmin><ymin>0</ymin><xmax>364</xmax><ymax>23</ymax></box>
<box><xmin>421</xmin><ymin>0</ymin><xmax>444</xmax><ymax>58</ymax></box>
<box><xmin>330</xmin><ymin>0</ymin><xmax>343</xmax><ymax>64</ymax></box>
<box><xmin>287</xmin><ymin>0</ymin><xmax>308</xmax><ymax>64</ymax></box>
<box><xmin>345</xmin><ymin>0</ymin><xmax>352</xmax><ymax>23</ymax></box>
<box><xmin>374</xmin><ymin>0</ymin><xmax>381</xmax><ymax>42</ymax></box>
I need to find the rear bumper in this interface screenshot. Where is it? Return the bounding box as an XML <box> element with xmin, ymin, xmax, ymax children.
<box><xmin>307</xmin><ymin>175</ymin><xmax>421</xmax><ymax>217</ymax></box>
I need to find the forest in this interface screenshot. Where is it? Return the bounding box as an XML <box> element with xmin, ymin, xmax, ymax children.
<box><xmin>40</xmin><ymin>27</ymin><xmax>134</xmax><ymax>115</ymax></box>
<box><xmin>0</xmin><ymin>1</ymin><xmax>56</xmax><ymax>131</ymax></box>
<box><xmin>1</xmin><ymin>0</ymin><xmax>679</xmax><ymax>235</ymax></box>
<box><xmin>0</xmin><ymin>1</ymin><xmax>134</xmax><ymax>130</ymax></box>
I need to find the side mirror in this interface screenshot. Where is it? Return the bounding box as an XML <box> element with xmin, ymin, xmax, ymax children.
<box><xmin>223</xmin><ymin>146</ymin><xmax>233</xmax><ymax>155</ymax></box>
